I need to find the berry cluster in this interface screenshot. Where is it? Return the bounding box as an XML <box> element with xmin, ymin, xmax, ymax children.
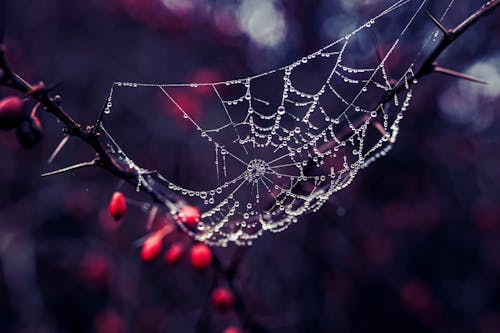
<box><xmin>0</xmin><ymin>96</ymin><xmax>43</xmax><ymax>148</ymax></box>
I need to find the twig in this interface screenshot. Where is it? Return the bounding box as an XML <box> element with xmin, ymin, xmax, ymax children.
<box><xmin>284</xmin><ymin>0</ymin><xmax>500</xmax><ymax>203</ymax></box>
<box><xmin>41</xmin><ymin>159</ymin><xmax>98</xmax><ymax>177</ymax></box>
<box><xmin>48</xmin><ymin>135</ymin><xmax>70</xmax><ymax>164</ymax></box>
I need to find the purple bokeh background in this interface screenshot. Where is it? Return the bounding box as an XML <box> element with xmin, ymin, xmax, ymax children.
<box><xmin>1</xmin><ymin>1</ymin><xmax>499</xmax><ymax>332</ymax></box>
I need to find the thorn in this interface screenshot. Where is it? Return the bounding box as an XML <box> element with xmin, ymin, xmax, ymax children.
<box><xmin>31</xmin><ymin>102</ymin><xmax>41</xmax><ymax>117</ymax></box>
<box><xmin>25</xmin><ymin>82</ymin><xmax>45</xmax><ymax>96</ymax></box>
<box><xmin>48</xmin><ymin>135</ymin><xmax>70</xmax><ymax>164</ymax></box>
<box><xmin>426</xmin><ymin>11</ymin><xmax>448</xmax><ymax>35</ymax></box>
<box><xmin>12</xmin><ymin>73</ymin><xmax>33</xmax><ymax>89</ymax></box>
<box><xmin>41</xmin><ymin>159</ymin><xmax>97</xmax><ymax>177</ymax></box>
<box><xmin>434</xmin><ymin>66</ymin><xmax>487</xmax><ymax>84</ymax></box>
<box><xmin>132</xmin><ymin>223</ymin><xmax>174</xmax><ymax>248</ymax></box>
<box><xmin>146</xmin><ymin>205</ymin><xmax>159</xmax><ymax>231</ymax></box>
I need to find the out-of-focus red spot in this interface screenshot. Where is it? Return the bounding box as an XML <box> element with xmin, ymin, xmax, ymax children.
<box><xmin>471</xmin><ymin>199</ymin><xmax>500</xmax><ymax>232</ymax></box>
<box><xmin>190</xmin><ymin>243</ymin><xmax>212</xmax><ymax>270</ymax></box>
<box><xmin>0</xmin><ymin>130</ymin><xmax>21</xmax><ymax>152</ymax></box>
<box><xmin>164</xmin><ymin>242</ymin><xmax>184</xmax><ymax>264</ymax></box>
<box><xmin>94</xmin><ymin>310</ymin><xmax>126</xmax><ymax>333</ymax></box>
<box><xmin>223</xmin><ymin>326</ymin><xmax>242</xmax><ymax>333</ymax></box>
<box><xmin>137</xmin><ymin>306</ymin><xmax>167</xmax><ymax>333</ymax></box>
<box><xmin>400</xmin><ymin>279</ymin><xmax>432</xmax><ymax>313</ymax></box>
<box><xmin>479</xmin><ymin>313</ymin><xmax>500</xmax><ymax>333</ymax></box>
<box><xmin>187</xmin><ymin>69</ymin><xmax>223</xmax><ymax>96</ymax></box>
<box><xmin>64</xmin><ymin>190</ymin><xmax>94</xmax><ymax>220</ymax></box>
<box><xmin>383</xmin><ymin>199</ymin><xmax>442</xmax><ymax>233</ymax></box>
<box><xmin>322</xmin><ymin>272</ymin><xmax>352</xmax><ymax>301</ymax></box>
<box><xmin>214</xmin><ymin>9</ymin><xmax>241</xmax><ymax>37</ymax></box>
<box><xmin>211</xmin><ymin>287</ymin><xmax>234</xmax><ymax>310</ymax></box>
<box><xmin>99</xmin><ymin>207</ymin><xmax>123</xmax><ymax>231</ymax></box>
<box><xmin>363</xmin><ymin>233</ymin><xmax>393</xmax><ymax>266</ymax></box>
<box><xmin>413</xmin><ymin>200</ymin><xmax>442</xmax><ymax>233</ymax></box>
<box><xmin>383</xmin><ymin>200</ymin><xmax>414</xmax><ymax>229</ymax></box>
<box><xmin>141</xmin><ymin>235</ymin><xmax>163</xmax><ymax>262</ymax></box>
<box><xmin>157</xmin><ymin>90</ymin><xmax>202</xmax><ymax>129</ymax></box>
<box><xmin>80</xmin><ymin>253</ymin><xmax>110</xmax><ymax>287</ymax></box>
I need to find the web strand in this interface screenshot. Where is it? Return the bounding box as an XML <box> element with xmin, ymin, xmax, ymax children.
<box><xmin>100</xmin><ymin>0</ymin><xmax>457</xmax><ymax>246</ymax></box>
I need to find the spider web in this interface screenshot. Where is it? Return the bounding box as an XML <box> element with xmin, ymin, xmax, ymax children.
<box><xmin>99</xmin><ymin>0</ymin><xmax>456</xmax><ymax>246</ymax></box>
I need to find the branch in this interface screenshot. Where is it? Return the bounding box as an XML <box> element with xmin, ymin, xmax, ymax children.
<box><xmin>284</xmin><ymin>0</ymin><xmax>500</xmax><ymax>204</ymax></box>
<box><xmin>0</xmin><ymin>0</ymin><xmax>497</xmax><ymax>235</ymax></box>
<box><xmin>41</xmin><ymin>159</ymin><xmax>98</xmax><ymax>177</ymax></box>
<box><xmin>389</xmin><ymin>0</ymin><xmax>498</xmax><ymax>101</ymax></box>
<box><xmin>0</xmin><ymin>48</ymin><xmax>182</xmax><ymax>211</ymax></box>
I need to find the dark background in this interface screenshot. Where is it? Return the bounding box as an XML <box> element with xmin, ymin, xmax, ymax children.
<box><xmin>1</xmin><ymin>0</ymin><xmax>499</xmax><ymax>332</ymax></box>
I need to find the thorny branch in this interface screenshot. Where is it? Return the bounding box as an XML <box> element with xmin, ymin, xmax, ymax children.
<box><xmin>296</xmin><ymin>0</ymin><xmax>500</xmax><ymax>201</ymax></box>
<box><xmin>0</xmin><ymin>1</ymin><xmax>499</xmax><ymax>332</ymax></box>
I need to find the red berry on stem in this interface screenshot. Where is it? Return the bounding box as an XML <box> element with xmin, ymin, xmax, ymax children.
<box><xmin>0</xmin><ymin>96</ymin><xmax>24</xmax><ymax>130</ymax></box>
<box><xmin>211</xmin><ymin>287</ymin><xmax>234</xmax><ymax>310</ymax></box>
<box><xmin>190</xmin><ymin>243</ymin><xmax>212</xmax><ymax>270</ymax></box>
<box><xmin>108</xmin><ymin>192</ymin><xmax>126</xmax><ymax>221</ymax></box>
<box><xmin>141</xmin><ymin>235</ymin><xmax>162</xmax><ymax>262</ymax></box>
<box><xmin>164</xmin><ymin>242</ymin><xmax>184</xmax><ymax>264</ymax></box>
<box><xmin>177</xmin><ymin>205</ymin><xmax>200</xmax><ymax>228</ymax></box>
<box><xmin>223</xmin><ymin>327</ymin><xmax>241</xmax><ymax>333</ymax></box>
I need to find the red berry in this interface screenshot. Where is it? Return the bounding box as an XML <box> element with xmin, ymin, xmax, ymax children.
<box><xmin>164</xmin><ymin>242</ymin><xmax>184</xmax><ymax>264</ymax></box>
<box><xmin>223</xmin><ymin>326</ymin><xmax>241</xmax><ymax>333</ymax></box>
<box><xmin>16</xmin><ymin>115</ymin><xmax>43</xmax><ymax>149</ymax></box>
<box><xmin>177</xmin><ymin>205</ymin><xmax>200</xmax><ymax>228</ymax></box>
<box><xmin>211</xmin><ymin>287</ymin><xmax>234</xmax><ymax>310</ymax></box>
<box><xmin>0</xmin><ymin>96</ymin><xmax>24</xmax><ymax>130</ymax></box>
<box><xmin>190</xmin><ymin>243</ymin><xmax>212</xmax><ymax>270</ymax></box>
<box><xmin>108</xmin><ymin>192</ymin><xmax>126</xmax><ymax>221</ymax></box>
<box><xmin>141</xmin><ymin>235</ymin><xmax>162</xmax><ymax>262</ymax></box>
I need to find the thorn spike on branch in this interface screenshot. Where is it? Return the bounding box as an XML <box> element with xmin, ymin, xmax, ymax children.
<box><xmin>41</xmin><ymin>160</ymin><xmax>97</xmax><ymax>177</ymax></box>
<box><xmin>211</xmin><ymin>287</ymin><xmax>235</xmax><ymax>310</ymax></box>
<box><xmin>146</xmin><ymin>205</ymin><xmax>158</xmax><ymax>230</ymax></box>
<box><xmin>433</xmin><ymin>66</ymin><xmax>487</xmax><ymax>84</ymax></box>
<box><xmin>108</xmin><ymin>192</ymin><xmax>127</xmax><ymax>221</ymax></box>
<box><xmin>426</xmin><ymin>11</ymin><xmax>448</xmax><ymax>35</ymax></box>
<box><xmin>177</xmin><ymin>205</ymin><xmax>200</xmax><ymax>228</ymax></box>
<box><xmin>190</xmin><ymin>243</ymin><xmax>212</xmax><ymax>270</ymax></box>
<box><xmin>141</xmin><ymin>235</ymin><xmax>163</xmax><ymax>262</ymax></box>
<box><xmin>0</xmin><ymin>96</ymin><xmax>24</xmax><ymax>130</ymax></box>
<box><xmin>48</xmin><ymin>135</ymin><xmax>70</xmax><ymax>164</ymax></box>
